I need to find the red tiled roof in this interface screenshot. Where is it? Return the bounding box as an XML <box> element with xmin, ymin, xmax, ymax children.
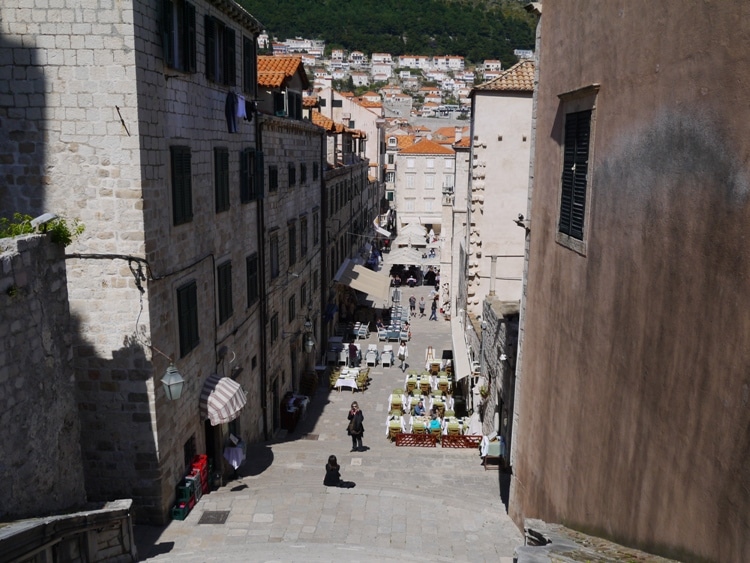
<box><xmin>396</xmin><ymin>135</ymin><xmax>416</xmax><ymax>150</ymax></box>
<box><xmin>257</xmin><ymin>55</ymin><xmax>309</xmax><ymax>89</ymax></box>
<box><xmin>474</xmin><ymin>60</ymin><xmax>535</xmax><ymax>93</ymax></box>
<box><xmin>453</xmin><ymin>136</ymin><xmax>471</xmax><ymax>148</ymax></box>
<box><xmin>303</xmin><ymin>96</ymin><xmax>319</xmax><ymax>108</ymax></box>
<box><xmin>399</xmin><ymin>138</ymin><xmax>455</xmax><ymax>155</ymax></box>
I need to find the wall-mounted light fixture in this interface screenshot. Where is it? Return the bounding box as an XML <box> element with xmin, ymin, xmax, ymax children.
<box><xmin>283</xmin><ymin>317</ymin><xmax>315</xmax><ymax>355</ymax></box>
<box><xmin>151</xmin><ymin>345</ymin><xmax>185</xmax><ymax>401</ymax></box>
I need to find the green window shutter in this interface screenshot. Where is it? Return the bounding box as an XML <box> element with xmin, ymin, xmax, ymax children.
<box><xmin>243</xmin><ymin>35</ymin><xmax>256</xmax><ymax>96</ymax></box>
<box><xmin>217</xmin><ymin>261</ymin><xmax>233</xmax><ymax>324</ymax></box>
<box><xmin>185</xmin><ymin>2</ymin><xmax>196</xmax><ymax>73</ymax></box>
<box><xmin>162</xmin><ymin>0</ymin><xmax>175</xmax><ymax>68</ymax></box>
<box><xmin>177</xmin><ymin>281</ymin><xmax>199</xmax><ymax>357</ymax></box>
<box><xmin>171</xmin><ymin>146</ymin><xmax>192</xmax><ymax>225</ymax></box>
<box><xmin>559</xmin><ymin>109</ymin><xmax>591</xmax><ymax>240</ymax></box>
<box><xmin>214</xmin><ymin>147</ymin><xmax>229</xmax><ymax>212</ymax></box>
<box><xmin>256</xmin><ymin>150</ymin><xmax>265</xmax><ymax>199</ymax></box>
<box><xmin>246</xmin><ymin>253</ymin><xmax>259</xmax><ymax>306</ymax></box>
<box><xmin>205</xmin><ymin>15</ymin><xmax>215</xmax><ymax>81</ymax></box>
<box><xmin>225</xmin><ymin>27</ymin><xmax>236</xmax><ymax>86</ymax></box>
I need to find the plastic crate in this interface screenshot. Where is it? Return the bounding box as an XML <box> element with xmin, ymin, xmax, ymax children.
<box><xmin>176</xmin><ymin>485</ymin><xmax>193</xmax><ymax>502</ymax></box>
<box><xmin>185</xmin><ymin>473</ymin><xmax>202</xmax><ymax>502</ymax></box>
<box><xmin>171</xmin><ymin>503</ymin><xmax>189</xmax><ymax>521</ymax></box>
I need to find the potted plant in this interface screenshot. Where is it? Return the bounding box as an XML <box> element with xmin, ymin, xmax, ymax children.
<box><xmin>478</xmin><ymin>385</ymin><xmax>489</xmax><ymax>399</ymax></box>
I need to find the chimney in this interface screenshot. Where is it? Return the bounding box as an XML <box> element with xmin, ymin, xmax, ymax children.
<box><xmin>454</xmin><ymin>126</ymin><xmax>463</xmax><ymax>144</ymax></box>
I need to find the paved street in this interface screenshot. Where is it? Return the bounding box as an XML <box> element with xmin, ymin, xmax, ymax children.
<box><xmin>136</xmin><ymin>283</ymin><xmax>522</xmax><ymax>562</ymax></box>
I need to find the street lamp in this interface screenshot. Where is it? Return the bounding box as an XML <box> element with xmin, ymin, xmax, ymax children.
<box><xmin>303</xmin><ymin>318</ymin><xmax>315</xmax><ymax>354</ymax></box>
<box><xmin>162</xmin><ymin>364</ymin><xmax>185</xmax><ymax>401</ymax></box>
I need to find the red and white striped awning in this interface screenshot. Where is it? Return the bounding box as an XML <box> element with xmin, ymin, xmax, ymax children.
<box><xmin>199</xmin><ymin>373</ymin><xmax>247</xmax><ymax>426</ymax></box>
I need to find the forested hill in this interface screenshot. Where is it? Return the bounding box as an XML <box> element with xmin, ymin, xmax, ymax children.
<box><xmin>237</xmin><ymin>0</ymin><xmax>537</xmax><ymax>66</ymax></box>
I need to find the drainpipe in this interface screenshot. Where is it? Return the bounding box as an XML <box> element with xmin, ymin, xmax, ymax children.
<box><xmin>256</xmin><ymin>115</ymin><xmax>269</xmax><ymax>441</ymax></box>
<box><xmin>489</xmin><ymin>256</ymin><xmax>497</xmax><ymax>297</ymax></box>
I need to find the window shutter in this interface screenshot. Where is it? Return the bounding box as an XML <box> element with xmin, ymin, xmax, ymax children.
<box><xmin>214</xmin><ymin>148</ymin><xmax>229</xmax><ymax>212</ymax></box>
<box><xmin>255</xmin><ymin>150</ymin><xmax>265</xmax><ymax>199</ymax></box>
<box><xmin>205</xmin><ymin>15</ymin><xmax>215</xmax><ymax>81</ymax></box>
<box><xmin>243</xmin><ymin>36</ymin><xmax>257</xmax><ymax>96</ymax></box>
<box><xmin>171</xmin><ymin>146</ymin><xmax>192</xmax><ymax>225</ymax></box>
<box><xmin>178</xmin><ymin>281</ymin><xmax>199</xmax><ymax>357</ymax></box>
<box><xmin>185</xmin><ymin>2</ymin><xmax>196</xmax><ymax>72</ymax></box>
<box><xmin>225</xmin><ymin>28</ymin><xmax>236</xmax><ymax>86</ymax></box>
<box><xmin>558</xmin><ymin>109</ymin><xmax>591</xmax><ymax>240</ymax></box>
<box><xmin>162</xmin><ymin>0</ymin><xmax>175</xmax><ymax>67</ymax></box>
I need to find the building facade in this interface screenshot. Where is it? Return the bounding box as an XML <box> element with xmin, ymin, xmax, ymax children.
<box><xmin>511</xmin><ymin>2</ymin><xmax>750</xmax><ymax>561</ymax></box>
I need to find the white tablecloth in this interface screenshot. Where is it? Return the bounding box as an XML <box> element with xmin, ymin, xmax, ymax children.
<box><xmin>385</xmin><ymin>415</ymin><xmax>405</xmax><ymax>436</ymax></box>
<box><xmin>333</xmin><ymin>377</ymin><xmax>358</xmax><ymax>392</ymax></box>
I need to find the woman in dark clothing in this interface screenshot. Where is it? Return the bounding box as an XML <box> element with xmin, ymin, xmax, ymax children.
<box><xmin>347</xmin><ymin>401</ymin><xmax>365</xmax><ymax>452</ymax></box>
<box><xmin>324</xmin><ymin>455</ymin><xmax>355</xmax><ymax>488</ymax></box>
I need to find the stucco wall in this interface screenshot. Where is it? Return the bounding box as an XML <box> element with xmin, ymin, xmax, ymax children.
<box><xmin>511</xmin><ymin>2</ymin><xmax>750</xmax><ymax>561</ymax></box>
<box><xmin>0</xmin><ymin>235</ymin><xmax>86</xmax><ymax>519</ymax></box>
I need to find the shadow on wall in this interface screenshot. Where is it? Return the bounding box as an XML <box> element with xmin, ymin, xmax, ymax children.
<box><xmin>0</xmin><ymin>29</ymin><xmax>47</xmax><ymax>217</ymax></box>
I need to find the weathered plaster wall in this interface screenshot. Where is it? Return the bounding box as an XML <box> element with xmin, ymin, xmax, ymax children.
<box><xmin>512</xmin><ymin>2</ymin><xmax>750</xmax><ymax>561</ymax></box>
<box><xmin>0</xmin><ymin>235</ymin><xmax>86</xmax><ymax>519</ymax></box>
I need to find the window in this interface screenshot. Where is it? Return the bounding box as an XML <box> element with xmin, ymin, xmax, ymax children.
<box><xmin>177</xmin><ymin>280</ymin><xmax>199</xmax><ymax>357</ymax></box>
<box><xmin>246</xmin><ymin>253</ymin><xmax>259</xmax><ymax>307</ymax></box>
<box><xmin>405</xmin><ymin>198</ymin><xmax>416</xmax><ymax>211</ymax></box>
<box><xmin>288</xmin><ymin>295</ymin><xmax>296</xmax><ymax>324</ymax></box>
<box><xmin>288</xmin><ymin>163</ymin><xmax>296</xmax><ymax>187</ymax></box>
<box><xmin>242</xmin><ymin>35</ymin><xmax>256</xmax><ymax>96</ymax></box>
<box><xmin>385</xmin><ymin>171</ymin><xmax>395</xmax><ymax>183</ymax></box>
<box><xmin>387</xmin><ymin>191</ymin><xmax>394</xmax><ymax>201</ymax></box>
<box><xmin>270</xmin><ymin>232</ymin><xmax>279</xmax><ymax>278</ymax></box>
<box><xmin>240</xmin><ymin>148</ymin><xmax>256</xmax><ymax>203</ymax></box>
<box><xmin>406</xmin><ymin>174</ymin><xmax>415</xmax><ymax>189</ymax></box>
<box><xmin>273</xmin><ymin>92</ymin><xmax>286</xmax><ymax>116</ymax></box>
<box><xmin>287</xmin><ymin>90</ymin><xmax>302</xmax><ymax>119</ymax></box>
<box><xmin>558</xmin><ymin>108</ymin><xmax>592</xmax><ymax>242</ymax></box>
<box><xmin>217</xmin><ymin>261</ymin><xmax>233</xmax><ymax>324</ymax></box>
<box><xmin>270</xmin><ymin>312</ymin><xmax>279</xmax><ymax>343</ymax></box>
<box><xmin>288</xmin><ymin>223</ymin><xmax>297</xmax><ymax>266</ymax></box>
<box><xmin>300</xmin><ymin>216</ymin><xmax>308</xmax><ymax>257</ymax></box>
<box><xmin>312</xmin><ymin>211</ymin><xmax>320</xmax><ymax>245</ymax></box>
<box><xmin>204</xmin><ymin>15</ymin><xmax>235</xmax><ymax>86</ymax></box>
<box><xmin>163</xmin><ymin>0</ymin><xmax>196</xmax><ymax>73</ymax></box>
<box><xmin>407</xmin><ymin>158</ymin><xmax>415</xmax><ymax>169</ymax></box>
<box><xmin>300</xmin><ymin>163</ymin><xmax>307</xmax><ymax>184</ymax></box>
<box><xmin>425</xmin><ymin>199</ymin><xmax>435</xmax><ymax>212</ymax></box>
<box><xmin>388</xmin><ymin>137</ymin><xmax>397</xmax><ymax>147</ymax></box>
<box><xmin>425</xmin><ymin>175</ymin><xmax>434</xmax><ymax>190</ymax></box>
<box><xmin>214</xmin><ymin>147</ymin><xmax>229</xmax><ymax>212</ymax></box>
<box><xmin>426</xmin><ymin>158</ymin><xmax>435</xmax><ymax>169</ymax></box>
<box><xmin>445</xmin><ymin>159</ymin><xmax>453</xmax><ymax>169</ymax></box>
<box><xmin>313</xmin><ymin>162</ymin><xmax>319</xmax><ymax>181</ymax></box>
<box><xmin>170</xmin><ymin>146</ymin><xmax>192</xmax><ymax>225</ymax></box>
<box><xmin>388</xmin><ymin>154</ymin><xmax>394</xmax><ymax>164</ymax></box>
<box><xmin>332</xmin><ymin>99</ymin><xmax>343</xmax><ymax>108</ymax></box>
<box><xmin>300</xmin><ymin>282</ymin><xmax>308</xmax><ymax>310</ymax></box>
<box><xmin>268</xmin><ymin>165</ymin><xmax>278</xmax><ymax>192</ymax></box>
<box><xmin>313</xmin><ymin>269</ymin><xmax>319</xmax><ymax>291</ymax></box>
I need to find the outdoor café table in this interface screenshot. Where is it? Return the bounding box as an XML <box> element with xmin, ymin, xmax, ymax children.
<box><xmin>333</xmin><ymin>369</ymin><xmax>360</xmax><ymax>392</ymax></box>
<box><xmin>409</xmin><ymin>415</ymin><xmax>430</xmax><ymax>433</ymax></box>
<box><xmin>385</xmin><ymin>414</ymin><xmax>406</xmax><ymax>436</ymax></box>
<box><xmin>442</xmin><ymin>417</ymin><xmax>467</xmax><ymax>435</ymax></box>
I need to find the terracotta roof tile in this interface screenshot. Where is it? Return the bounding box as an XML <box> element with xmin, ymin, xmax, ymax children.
<box><xmin>453</xmin><ymin>136</ymin><xmax>471</xmax><ymax>148</ymax></box>
<box><xmin>303</xmin><ymin>96</ymin><xmax>319</xmax><ymax>108</ymax></box>
<box><xmin>396</xmin><ymin>135</ymin><xmax>416</xmax><ymax>149</ymax></box>
<box><xmin>474</xmin><ymin>60</ymin><xmax>535</xmax><ymax>93</ymax></box>
<box><xmin>311</xmin><ymin>110</ymin><xmax>335</xmax><ymax>131</ymax></box>
<box><xmin>399</xmin><ymin>138</ymin><xmax>455</xmax><ymax>155</ymax></box>
<box><xmin>258</xmin><ymin>55</ymin><xmax>309</xmax><ymax>89</ymax></box>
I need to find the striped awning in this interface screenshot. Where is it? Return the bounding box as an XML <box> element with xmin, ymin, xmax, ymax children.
<box><xmin>199</xmin><ymin>374</ymin><xmax>247</xmax><ymax>426</ymax></box>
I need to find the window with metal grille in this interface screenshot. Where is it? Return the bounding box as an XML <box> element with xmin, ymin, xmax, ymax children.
<box><xmin>177</xmin><ymin>280</ymin><xmax>199</xmax><ymax>357</ymax></box>
<box><xmin>217</xmin><ymin>261</ymin><xmax>233</xmax><ymax>324</ymax></box>
<box><xmin>246</xmin><ymin>253</ymin><xmax>258</xmax><ymax>306</ymax></box>
<box><xmin>214</xmin><ymin>147</ymin><xmax>229</xmax><ymax>212</ymax></box>
<box><xmin>162</xmin><ymin>0</ymin><xmax>196</xmax><ymax>73</ymax></box>
<box><xmin>240</xmin><ymin>148</ymin><xmax>256</xmax><ymax>203</ymax></box>
<box><xmin>558</xmin><ymin>109</ymin><xmax>592</xmax><ymax>241</ymax></box>
<box><xmin>170</xmin><ymin>146</ymin><xmax>192</xmax><ymax>225</ymax></box>
<box><xmin>205</xmin><ymin>15</ymin><xmax>235</xmax><ymax>86</ymax></box>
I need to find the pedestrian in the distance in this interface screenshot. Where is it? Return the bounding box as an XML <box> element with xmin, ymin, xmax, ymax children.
<box><xmin>398</xmin><ymin>340</ymin><xmax>409</xmax><ymax>372</ymax></box>
<box><xmin>347</xmin><ymin>402</ymin><xmax>365</xmax><ymax>452</ymax></box>
<box><xmin>429</xmin><ymin>298</ymin><xmax>438</xmax><ymax>321</ymax></box>
<box><xmin>418</xmin><ymin>296</ymin><xmax>426</xmax><ymax>317</ymax></box>
<box><xmin>324</xmin><ymin>455</ymin><xmax>355</xmax><ymax>488</ymax></box>
<box><xmin>409</xmin><ymin>294</ymin><xmax>416</xmax><ymax>317</ymax></box>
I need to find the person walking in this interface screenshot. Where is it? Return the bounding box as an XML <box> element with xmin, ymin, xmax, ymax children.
<box><xmin>418</xmin><ymin>296</ymin><xmax>426</xmax><ymax>317</ymax></box>
<box><xmin>324</xmin><ymin>455</ymin><xmax>355</xmax><ymax>488</ymax></box>
<box><xmin>397</xmin><ymin>341</ymin><xmax>409</xmax><ymax>372</ymax></box>
<box><xmin>429</xmin><ymin>297</ymin><xmax>438</xmax><ymax>321</ymax></box>
<box><xmin>347</xmin><ymin>402</ymin><xmax>365</xmax><ymax>452</ymax></box>
<box><xmin>409</xmin><ymin>294</ymin><xmax>417</xmax><ymax>317</ymax></box>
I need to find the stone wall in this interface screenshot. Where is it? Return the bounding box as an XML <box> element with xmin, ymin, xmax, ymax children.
<box><xmin>0</xmin><ymin>234</ymin><xmax>86</xmax><ymax>519</ymax></box>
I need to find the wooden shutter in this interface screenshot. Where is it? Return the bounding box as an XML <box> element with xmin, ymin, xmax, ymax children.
<box><xmin>171</xmin><ymin>146</ymin><xmax>192</xmax><ymax>225</ymax></box>
<box><xmin>558</xmin><ymin>109</ymin><xmax>591</xmax><ymax>239</ymax></box>
<box><xmin>243</xmin><ymin>36</ymin><xmax>256</xmax><ymax>96</ymax></box>
<box><xmin>217</xmin><ymin>262</ymin><xmax>233</xmax><ymax>324</ymax></box>
<box><xmin>240</xmin><ymin>148</ymin><xmax>256</xmax><ymax>203</ymax></box>
<box><xmin>178</xmin><ymin>281</ymin><xmax>198</xmax><ymax>357</ymax></box>
<box><xmin>224</xmin><ymin>27</ymin><xmax>236</xmax><ymax>86</ymax></box>
<box><xmin>214</xmin><ymin>147</ymin><xmax>229</xmax><ymax>212</ymax></box>
<box><xmin>205</xmin><ymin>15</ymin><xmax>215</xmax><ymax>81</ymax></box>
<box><xmin>162</xmin><ymin>0</ymin><xmax>175</xmax><ymax>67</ymax></box>
<box><xmin>184</xmin><ymin>2</ymin><xmax>196</xmax><ymax>72</ymax></box>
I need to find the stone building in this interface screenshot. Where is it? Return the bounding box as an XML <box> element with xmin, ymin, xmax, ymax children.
<box><xmin>0</xmin><ymin>235</ymin><xmax>87</xmax><ymax>520</ymax></box>
<box><xmin>511</xmin><ymin>2</ymin><xmax>750</xmax><ymax>561</ymax></box>
<box><xmin>0</xmin><ymin>0</ymin><xmax>311</xmax><ymax>524</ymax></box>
